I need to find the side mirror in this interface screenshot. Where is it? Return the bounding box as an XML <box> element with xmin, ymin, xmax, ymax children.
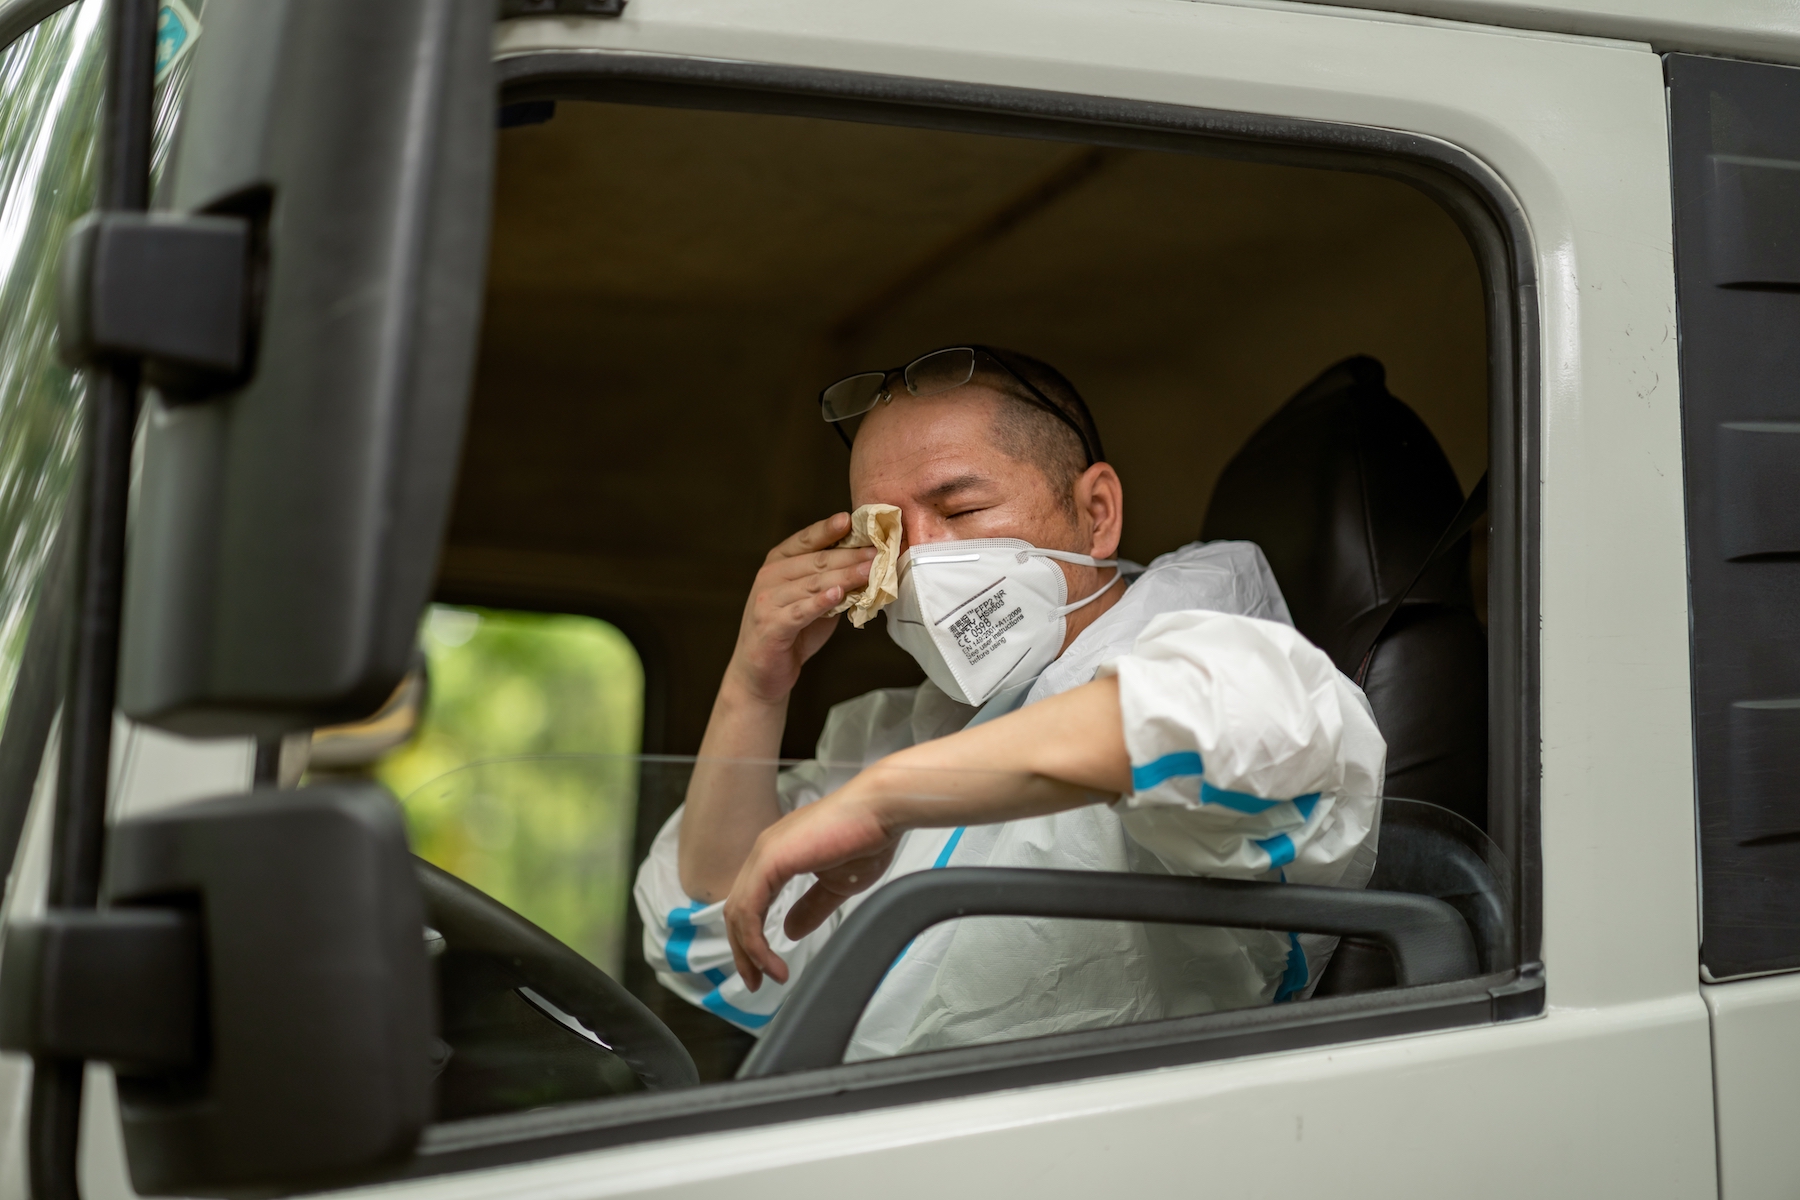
<box><xmin>737</xmin><ymin>867</ymin><xmax>1479</xmax><ymax>1078</ymax></box>
<box><xmin>116</xmin><ymin>0</ymin><xmax>497</xmax><ymax>737</ymax></box>
<box><xmin>0</xmin><ymin>784</ymin><xmax>433</xmax><ymax>1195</ymax></box>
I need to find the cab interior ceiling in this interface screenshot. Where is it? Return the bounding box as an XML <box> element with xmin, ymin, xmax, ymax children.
<box><xmin>440</xmin><ymin>100</ymin><xmax>1489</xmax><ymax>760</ymax></box>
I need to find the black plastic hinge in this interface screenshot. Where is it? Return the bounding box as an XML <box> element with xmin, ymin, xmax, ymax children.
<box><xmin>0</xmin><ymin>907</ymin><xmax>202</xmax><ymax>1070</ymax></box>
<box><xmin>501</xmin><ymin>0</ymin><xmax>626</xmax><ymax>16</ymax></box>
<box><xmin>57</xmin><ymin>211</ymin><xmax>253</xmax><ymax>395</ymax></box>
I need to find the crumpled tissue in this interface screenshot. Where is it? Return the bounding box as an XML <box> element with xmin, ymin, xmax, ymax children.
<box><xmin>828</xmin><ymin>503</ymin><xmax>902</xmax><ymax>628</ymax></box>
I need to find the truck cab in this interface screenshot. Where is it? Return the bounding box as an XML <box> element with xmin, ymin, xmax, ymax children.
<box><xmin>0</xmin><ymin>0</ymin><xmax>1793</xmax><ymax>1195</ymax></box>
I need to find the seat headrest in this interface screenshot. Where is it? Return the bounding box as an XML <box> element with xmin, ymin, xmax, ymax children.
<box><xmin>1201</xmin><ymin>356</ymin><xmax>1471</xmax><ymax>674</ymax></box>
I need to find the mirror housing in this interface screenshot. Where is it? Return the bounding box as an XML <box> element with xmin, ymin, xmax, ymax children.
<box><xmin>116</xmin><ymin>0</ymin><xmax>497</xmax><ymax>736</ymax></box>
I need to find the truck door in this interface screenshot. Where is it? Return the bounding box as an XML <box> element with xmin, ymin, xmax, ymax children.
<box><xmin>0</xmin><ymin>1</ymin><xmax>1716</xmax><ymax>1198</ymax></box>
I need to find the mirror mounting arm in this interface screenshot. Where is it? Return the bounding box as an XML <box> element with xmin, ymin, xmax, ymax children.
<box><xmin>0</xmin><ymin>910</ymin><xmax>201</xmax><ymax>1070</ymax></box>
<box><xmin>28</xmin><ymin>0</ymin><xmax>160</xmax><ymax>1198</ymax></box>
<box><xmin>57</xmin><ymin>211</ymin><xmax>256</xmax><ymax>398</ymax></box>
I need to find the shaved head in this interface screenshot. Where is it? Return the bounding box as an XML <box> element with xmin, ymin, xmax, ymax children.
<box><xmin>988</xmin><ymin>395</ymin><xmax>1089</xmax><ymax>515</ymax></box>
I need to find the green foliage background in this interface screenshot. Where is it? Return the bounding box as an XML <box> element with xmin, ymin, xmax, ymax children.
<box><xmin>0</xmin><ymin>3</ymin><xmax>104</xmax><ymax>733</ymax></box>
<box><xmin>380</xmin><ymin>606</ymin><xmax>645</xmax><ymax>975</ymax></box>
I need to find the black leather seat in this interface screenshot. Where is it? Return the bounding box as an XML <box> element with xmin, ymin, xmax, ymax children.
<box><xmin>1309</xmin><ymin>798</ymin><xmax>1513</xmax><ymax>995</ymax></box>
<box><xmin>1200</xmin><ymin>356</ymin><xmax>1487</xmax><ymax>831</ymax></box>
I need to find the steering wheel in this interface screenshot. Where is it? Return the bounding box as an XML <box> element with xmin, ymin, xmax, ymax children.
<box><xmin>415</xmin><ymin>859</ymin><xmax>698</xmax><ymax>1106</ymax></box>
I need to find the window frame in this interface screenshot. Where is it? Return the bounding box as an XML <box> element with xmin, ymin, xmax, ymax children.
<box><xmin>358</xmin><ymin>47</ymin><xmax>1544</xmax><ymax>1179</ymax></box>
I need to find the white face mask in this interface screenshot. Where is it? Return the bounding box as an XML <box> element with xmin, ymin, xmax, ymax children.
<box><xmin>884</xmin><ymin>538</ymin><xmax>1123</xmax><ymax>707</ymax></box>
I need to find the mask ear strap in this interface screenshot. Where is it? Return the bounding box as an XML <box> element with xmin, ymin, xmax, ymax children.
<box><xmin>1053</xmin><ymin>565</ymin><xmax>1125</xmax><ymax>617</ymax></box>
<box><xmin>1024</xmin><ymin>547</ymin><xmax>1124</xmax><ymax>617</ymax></box>
<box><xmin>1026</xmin><ymin>547</ymin><xmax>1118</xmax><ymax>569</ymax></box>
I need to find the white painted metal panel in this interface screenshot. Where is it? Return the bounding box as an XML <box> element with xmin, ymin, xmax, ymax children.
<box><xmin>1708</xmin><ymin>975</ymin><xmax>1800</xmax><ymax>1198</ymax></box>
<box><xmin>0</xmin><ymin>723</ymin><xmax>254</xmax><ymax>1200</ymax></box>
<box><xmin>1285</xmin><ymin>0</ymin><xmax>1800</xmax><ymax>67</ymax></box>
<box><xmin>343</xmin><ymin>999</ymin><xmax>1715</xmax><ymax>1200</ymax></box>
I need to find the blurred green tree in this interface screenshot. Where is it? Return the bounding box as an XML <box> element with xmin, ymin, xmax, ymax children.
<box><xmin>380</xmin><ymin>606</ymin><xmax>644</xmax><ymax>974</ymax></box>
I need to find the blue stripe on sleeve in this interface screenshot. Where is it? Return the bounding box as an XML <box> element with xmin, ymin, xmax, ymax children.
<box><xmin>1130</xmin><ymin>750</ymin><xmax>1204</xmax><ymax>790</ymax></box>
<box><xmin>1256</xmin><ymin>831</ymin><xmax>1296</xmax><ymax>869</ymax></box>
<box><xmin>885</xmin><ymin>826</ymin><xmax>972</xmax><ymax>981</ymax></box>
<box><xmin>664</xmin><ymin>902</ymin><xmax>705</xmax><ymax>973</ymax></box>
<box><xmin>701</xmin><ymin>989</ymin><xmax>777</xmax><ymax>1029</ymax></box>
<box><xmin>1273</xmin><ymin>932</ymin><xmax>1309</xmax><ymax>1002</ymax></box>
<box><xmin>1200</xmin><ymin>782</ymin><xmax>1281</xmax><ymax>814</ymax></box>
<box><xmin>1130</xmin><ymin>753</ymin><xmax>1322</xmax><ymax>822</ymax></box>
<box><xmin>702</xmin><ymin>967</ymin><xmax>728</xmax><ymax>986</ymax></box>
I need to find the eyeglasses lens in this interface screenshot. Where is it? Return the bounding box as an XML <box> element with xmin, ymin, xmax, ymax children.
<box><xmin>904</xmin><ymin>347</ymin><xmax>976</xmax><ymax>397</ymax></box>
<box><xmin>820</xmin><ymin>372</ymin><xmax>890</xmax><ymax>422</ymax></box>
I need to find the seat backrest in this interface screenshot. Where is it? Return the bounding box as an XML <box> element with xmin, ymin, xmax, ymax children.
<box><xmin>1201</xmin><ymin>356</ymin><xmax>1487</xmax><ymax>829</ymax></box>
<box><xmin>1312</xmin><ymin>798</ymin><xmax>1513</xmax><ymax>996</ymax></box>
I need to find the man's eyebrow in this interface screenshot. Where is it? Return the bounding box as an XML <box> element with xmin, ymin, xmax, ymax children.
<box><xmin>918</xmin><ymin>473</ymin><xmax>993</xmax><ymax>504</ymax></box>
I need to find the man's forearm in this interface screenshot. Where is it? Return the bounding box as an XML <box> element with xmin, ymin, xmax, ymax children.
<box><xmin>722</xmin><ymin>678</ymin><xmax>1134</xmax><ymax>985</ymax></box>
<box><xmin>866</xmin><ymin>677</ymin><xmax>1132</xmax><ymax>828</ymax></box>
<box><xmin>677</xmin><ymin>677</ymin><xmax>789</xmax><ymax>901</ymax></box>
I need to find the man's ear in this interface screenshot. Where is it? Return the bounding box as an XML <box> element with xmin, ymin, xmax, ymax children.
<box><xmin>1073</xmin><ymin>463</ymin><xmax>1124</xmax><ymax>558</ymax></box>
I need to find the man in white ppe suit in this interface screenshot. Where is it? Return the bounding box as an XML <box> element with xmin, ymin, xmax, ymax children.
<box><xmin>633</xmin><ymin>345</ymin><xmax>1385</xmax><ymax>1061</ymax></box>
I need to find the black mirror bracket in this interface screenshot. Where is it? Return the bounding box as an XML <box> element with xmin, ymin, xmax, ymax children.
<box><xmin>501</xmin><ymin>0</ymin><xmax>627</xmax><ymax>17</ymax></box>
<box><xmin>28</xmin><ymin>1</ymin><xmax>164</xmax><ymax>1198</ymax></box>
<box><xmin>0</xmin><ymin>909</ymin><xmax>201</xmax><ymax>1071</ymax></box>
<box><xmin>2</xmin><ymin>785</ymin><xmax>435</xmax><ymax>1197</ymax></box>
<box><xmin>739</xmin><ymin>868</ymin><xmax>1480</xmax><ymax>1079</ymax></box>
<box><xmin>56</xmin><ymin>210</ymin><xmax>256</xmax><ymax>398</ymax></box>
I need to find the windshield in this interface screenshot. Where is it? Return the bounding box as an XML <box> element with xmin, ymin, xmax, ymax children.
<box><xmin>0</xmin><ymin>2</ymin><xmax>108</xmax><ymax>734</ymax></box>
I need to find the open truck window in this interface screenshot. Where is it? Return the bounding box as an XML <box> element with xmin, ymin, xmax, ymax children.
<box><xmin>450</xmin><ymin>98</ymin><xmax>1491</xmax><ymax>776</ymax></box>
<box><xmin>327</xmin><ymin>605</ymin><xmax>652</xmax><ymax>1119</ymax></box>
<box><xmin>383</xmin><ymin>75</ymin><xmax>1528</xmax><ymax>1152</ymax></box>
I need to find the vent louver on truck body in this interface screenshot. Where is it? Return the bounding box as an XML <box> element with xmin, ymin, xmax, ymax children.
<box><xmin>1669</xmin><ymin>53</ymin><xmax>1800</xmax><ymax>979</ymax></box>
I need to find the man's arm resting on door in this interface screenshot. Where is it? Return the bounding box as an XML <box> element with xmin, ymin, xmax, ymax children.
<box><xmin>723</xmin><ymin>676</ymin><xmax>1130</xmax><ymax>988</ymax></box>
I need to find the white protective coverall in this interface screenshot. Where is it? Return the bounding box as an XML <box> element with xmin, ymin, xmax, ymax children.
<box><xmin>633</xmin><ymin>539</ymin><xmax>1386</xmax><ymax>1061</ymax></box>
